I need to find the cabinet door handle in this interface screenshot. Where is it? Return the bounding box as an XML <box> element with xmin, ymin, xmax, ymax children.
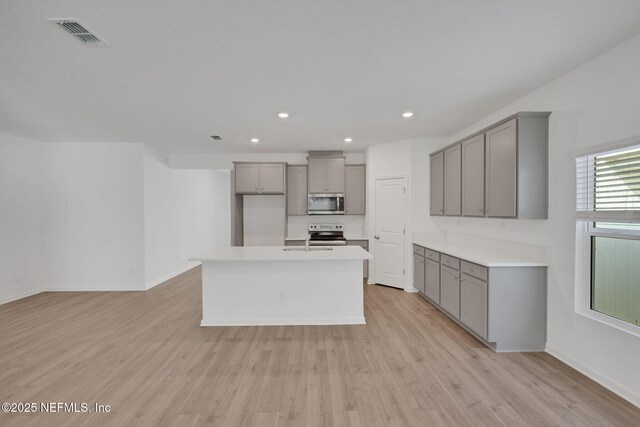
<box><xmin>374</xmin><ymin>235</ymin><xmax>380</xmax><ymax>240</ymax></box>
<box><xmin>255</xmin><ymin>187</ymin><xmax>258</xmax><ymax>191</ymax></box>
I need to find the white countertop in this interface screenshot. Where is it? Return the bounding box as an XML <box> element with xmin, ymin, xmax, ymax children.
<box><xmin>285</xmin><ymin>234</ymin><xmax>368</xmax><ymax>241</ymax></box>
<box><xmin>191</xmin><ymin>245</ymin><xmax>373</xmax><ymax>262</ymax></box>
<box><xmin>413</xmin><ymin>238</ymin><xmax>548</xmax><ymax>267</ymax></box>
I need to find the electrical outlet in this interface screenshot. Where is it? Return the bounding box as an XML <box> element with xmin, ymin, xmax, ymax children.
<box><xmin>14</xmin><ymin>275</ymin><xmax>20</xmax><ymax>283</ymax></box>
<box><xmin>280</xmin><ymin>293</ymin><xmax>286</xmax><ymax>303</ymax></box>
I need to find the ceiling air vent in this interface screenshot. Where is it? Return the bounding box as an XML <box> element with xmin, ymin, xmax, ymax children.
<box><xmin>51</xmin><ymin>19</ymin><xmax>110</xmax><ymax>47</ymax></box>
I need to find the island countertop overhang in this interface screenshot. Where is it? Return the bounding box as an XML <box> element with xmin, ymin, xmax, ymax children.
<box><xmin>190</xmin><ymin>245</ymin><xmax>372</xmax><ymax>262</ymax></box>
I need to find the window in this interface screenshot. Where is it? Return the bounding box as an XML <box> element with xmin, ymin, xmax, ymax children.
<box><xmin>576</xmin><ymin>144</ymin><xmax>640</xmax><ymax>332</ymax></box>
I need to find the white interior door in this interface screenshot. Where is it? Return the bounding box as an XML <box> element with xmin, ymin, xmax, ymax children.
<box><xmin>374</xmin><ymin>178</ymin><xmax>406</xmax><ymax>289</ymax></box>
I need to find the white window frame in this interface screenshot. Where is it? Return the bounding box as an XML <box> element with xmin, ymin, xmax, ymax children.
<box><xmin>575</xmin><ymin>140</ymin><xmax>640</xmax><ymax>338</ymax></box>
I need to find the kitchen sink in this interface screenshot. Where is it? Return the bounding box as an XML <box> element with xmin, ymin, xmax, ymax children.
<box><xmin>282</xmin><ymin>247</ymin><xmax>334</xmax><ymax>251</ymax></box>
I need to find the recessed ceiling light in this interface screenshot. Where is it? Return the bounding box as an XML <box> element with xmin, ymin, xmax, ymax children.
<box><xmin>278</xmin><ymin>112</ymin><xmax>289</xmax><ymax>118</ymax></box>
<box><xmin>250</xmin><ymin>138</ymin><xmax>260</xmax><ymax>143</ymax></box>
<box><xmin>344</xmin><ymin>138</ymin><xmax>353</xmax><ymax>143</ymax></box>
<box><xmin>402</xmin><ymin>111</ymin><xmax>414</xmax><ymax>118</ymax></box>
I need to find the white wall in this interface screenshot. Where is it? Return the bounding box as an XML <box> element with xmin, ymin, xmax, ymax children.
<box><xmin>243</xmin><ymin>195</ymin><xmax>286</xmax><ymax>246</ymax></box>
<box><xmin>365</xmin><ymin>139</ymin><xmax>445</xmax><ymax>288</ymax></box>
<box><xmin>1</xmin><ymin>139</ymin><xmax>231</xmax><ymax>298</ymax></box>
<box><xmin>143</xmin><ymin>146</ymin><xmax>230</xmax><ymax>287</ymax></box>
<box><xmin>0</xmin><ymin>133</ymin><xmax>49</xmax><ymax>303</ymax></box>
<box><xmin>46</xmin><ymin>143</ymin><xmax>146</xmax><ymax>290</ymax></box>
<box><xmin>421</xmin><ymin>34</ymin><xmax>640</xmax><ymax>405</ymax></box>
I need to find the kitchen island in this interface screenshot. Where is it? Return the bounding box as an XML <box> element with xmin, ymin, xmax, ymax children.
<box><xmin>190</xmin><ymin>246</ymin><xmax>372</xmax><ymax>326</ymax></box>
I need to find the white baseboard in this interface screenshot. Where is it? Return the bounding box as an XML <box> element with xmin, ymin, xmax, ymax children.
<box><xmin>145</xmin><ymin>263</ymin><xmax>199</xmax><ymax>290</ymax></box>
<box><xmin>405</xmin><ymin>287</ymin><xmax>418</xmax><ymax>293</ymax></box>
<box><xmin>546</xmin><ymin>344</ymin><xmax>640</xmax><ymax>408</ymax></box>
<box><xmin>45</xmin><ymin>287</ymin><xmax>147</xmax><ymax>292</ymax></box>
<box><xmin>0</xmin><ymin>288</ymin><xmax>44</xmax><ymax>305</ymax></box>
<box><xmin>201</xmin><ymin>316</ymin><xmax>366</xmax><ymax>326</ymax></box>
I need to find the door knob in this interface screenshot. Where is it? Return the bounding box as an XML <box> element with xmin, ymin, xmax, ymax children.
<box><xmin>374</xmin><ymin>235</ymin><xmax>380</xmax><ymax>240</ymax></box>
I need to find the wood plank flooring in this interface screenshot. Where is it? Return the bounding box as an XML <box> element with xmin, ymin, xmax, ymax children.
<box><xmin>0</xmin><ymin>266</ymin><xmax>638</xmax><ymax>426</ymax></box>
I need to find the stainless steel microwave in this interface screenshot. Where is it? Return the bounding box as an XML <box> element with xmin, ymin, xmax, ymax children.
<box><xmin>308</xmin><ymin>193</ymin><xmax>345</xmax><ymax>215</ymax></box>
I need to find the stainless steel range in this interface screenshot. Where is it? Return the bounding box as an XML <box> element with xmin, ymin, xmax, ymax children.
<box><xmin>308</xmin><ymin>224</ymin><xmax>347</xmax><ymax>246</ymax></box>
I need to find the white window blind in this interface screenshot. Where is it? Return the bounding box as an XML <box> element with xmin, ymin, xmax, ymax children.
<box><xmin>576</xmin><ymin>145</ymin><xmax>640</xmax><ymax>221</ymax></box>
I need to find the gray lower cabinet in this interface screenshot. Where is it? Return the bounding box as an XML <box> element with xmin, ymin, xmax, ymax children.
<box><xmin>425</xmin><ymin>259</ymin><xmax>440</xmax><ymax>303</ymax></box>
<box><xmin>413</xmin><ymin>252</ymin><xmax>425</xmax><ymax>294</ymax></box>
<box><xmin>287</xmin><ymin>165</ymin><xmax>308</xmax><ymax>215</ymax></box>
<box><xmin>460</xmin><ymin>274</ymin><xmax>488</xmax><ymax>340</ymax></box>
<box><xmin>345</xmin><ymin>165</ymin><xmax>366</xmax><ymax>215</ymax></box>
<box><xmin>440</xmin><ymin>264</ymin><xmax>460</xmax><ymax>318</ymax></box>
<box><xmin>430</xmin><ymin>152</ymin><xmax>444</xmax><ymax>215</ymax></box>
<box><xmin>413</xmin><ymin>243</ymin><xmax>547</xmax><ymax>351</ymax></box>
<box><xmin>234</xmin><ymin>163</ymin><xmax>285</xmax><ymax>194</ymax></box>
<box><xmin>462</xmin><ymin>134</ymin><xmax>485</xmax><ymax>216</ymax></box>
<box><xmin>349</xmin><ymin>240</ymin><xmax>369</xmax><ymax>279</ymax></box>
<box><xmin>444</xmin><ymin>143</ymin><xmax>462</xmax><ymax>216</ymax></box>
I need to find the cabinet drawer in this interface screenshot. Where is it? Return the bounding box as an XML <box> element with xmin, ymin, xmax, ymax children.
<box><xmin>413</xmin><ymin>245</ymin><xmax>425</xmax><ymax>257</ymax></box>
<box><xmin>440</xmin><ymin>254</ymin><xmax>460</xmax><ymax>270</ymax></box>
<box><xmin>425</xmin><ymin>248</ymin><xmax>440</xmax><ymax>262</ymax></box>
<box><xmin>461</xmin><ymin>260</ymin><xmax>488</xmax><ymax>281</ymax></box>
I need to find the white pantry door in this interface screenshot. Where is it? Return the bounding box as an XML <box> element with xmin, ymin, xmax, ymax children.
<box><xmin>374</xmin><ymin>177</ymin><xmax>406</xmax><ymax>289</ymax></box>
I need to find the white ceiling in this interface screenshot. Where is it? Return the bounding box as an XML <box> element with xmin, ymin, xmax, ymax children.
<box><xmin>2</xmin><ymin>1</ymin><xmax>640</xmax><ymax>154</ymax></box>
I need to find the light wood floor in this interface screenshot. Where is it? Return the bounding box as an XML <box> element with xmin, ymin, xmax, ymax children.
<box><xmin>0</xmin><ymin>267</ymin><xmax>638</xmax><ymax>426</ymax></box>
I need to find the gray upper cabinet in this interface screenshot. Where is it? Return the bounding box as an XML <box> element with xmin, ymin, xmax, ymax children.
<box><xmin>260</xmin><ymin>163</ymin><xmax>286</xmax><ymax>193</ymax></box>
<box><xmin>485</xmin><ymin>119</ymin><xmax>517</xmax><ymax>218</ymax></box>
<box><xmin>235</xmin><ymin>163</ymin><xmax>260</xmax><ymax>194</ymax></box>
<box><xmin>462</xmin><ymin>134</ymin><xmax>485</xmax><ymax>217</ymax></box>
<box><xmin>345</xmin><ymin>164</ymin><xmax>366</xmax><ymax>215</ymax></box>
<box><xmin>308</xmin><ymin>158</ymin><xmax>326</xmax><ymax>193</ymax></box>
<box><xmin>429</xmin><ymin>112</ymin><xmax>549</xmax><ymax>219</ymax></box>
<box><xmin>444</xmin><ymin>143</ymin><xmax>462</xmax><ymax>216</ymax></box>
<box><xmin>308</xmin><ymin>157</ymin><xmax>345</xmax><ymax>193</ymax></box>
<box><xmin>287</xmin><ymin>165</ymin><xmax>308</xmax><ymax>215</ymax></box>
<box><xmin>430</xmin><ymin>152</ymin><xmax>444</xmax><ymax>216</ymax></box>
<box><xmin>234</xmin><ymin>163</ymin><xmax>285</xmax><ymax>195</ymax></box>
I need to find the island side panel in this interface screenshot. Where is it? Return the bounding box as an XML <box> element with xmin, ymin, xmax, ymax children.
<box><xmin>201</xmin><ymin>259</ymin><xmax>365</xmax><ymax>326</ymax></box>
